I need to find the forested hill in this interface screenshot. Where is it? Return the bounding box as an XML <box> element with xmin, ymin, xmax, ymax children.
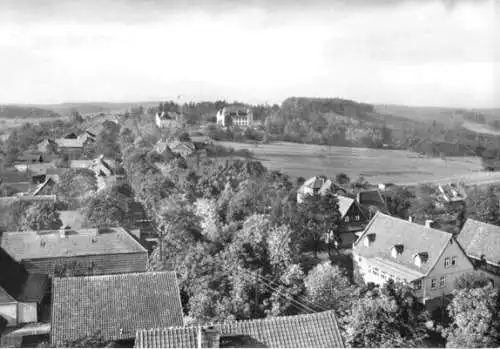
<box><xmin>0</xmin><ymin>105</ymin><xmax>61</xmax><ymax>119</ymax></box>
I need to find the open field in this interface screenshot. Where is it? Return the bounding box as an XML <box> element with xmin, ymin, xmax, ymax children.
<box><xmin>217</xmin><ymin>141</ymin><xmax>500</xmax><ymax>186</ymax></box>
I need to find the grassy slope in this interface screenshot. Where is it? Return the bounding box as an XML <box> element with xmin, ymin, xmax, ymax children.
<box><xmin>215</xmin><ymin>141</ymin><xmax>500</xmax><ymax>186</ymax></box>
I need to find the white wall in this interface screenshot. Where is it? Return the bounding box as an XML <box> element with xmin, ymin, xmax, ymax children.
<box><xmin>17</xmin><ymin>302</ymin><xmax>37</xmax><ymax>324</ymax></box>
<box><xmin>0</xmin><ymin>303</ymin><xmax>18</xmax><ymax>327</ymax></box>
<box><xmin>424</xmin><ymin>239</ymin><xmax>475</xmax><ymax>300</ymax></box>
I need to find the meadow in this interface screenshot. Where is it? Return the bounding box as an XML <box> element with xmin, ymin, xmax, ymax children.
<box><xmin>217</xmin><ymin>141</ymin><xmax>500</xmax><ymax>186</ymax></box>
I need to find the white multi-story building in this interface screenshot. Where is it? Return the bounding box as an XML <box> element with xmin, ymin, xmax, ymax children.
<box><xmin>353</xmin><ymin>212</ymin><xmax>475</xmax><ymax>304</ymax></box>
<box><xmin>216</xmin><ymin>106</ymin><xmax>253</xmax><ymax>128</ymax></box>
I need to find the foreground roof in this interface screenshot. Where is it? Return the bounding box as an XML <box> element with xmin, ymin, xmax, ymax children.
<box><xmin>458</xmin><ymin>219</ymin><xmax>500</xmax><ymax>265</ymax></box>
<box><xmin>135</xmin><ymin>310</ymin><xmax>344</xmax><ymax>348</ymax></box>
<box><xmin>0</xmin><ymin>227</ymin><xmax>147</xmax><ymax>261</ymax></box>
<box><xmin>51</xmin><ymin>271</ymin><xmax>184</xmax><ymax>345</ymax></box>
<box><xmin>353</xmin><ymin>212</ymin><xmax>452</xmax><ymax>277</ymax></box>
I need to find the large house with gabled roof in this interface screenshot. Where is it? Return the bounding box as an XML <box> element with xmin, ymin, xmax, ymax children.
<box><xmin>457</xmin><ymin>219</ymin><xmax>500</xmax><ymax>286</ymax></box>
<box><xmin>353</xmin><ymin>212</ymin><xmax>474</xmax><ymax>303</ymax></box>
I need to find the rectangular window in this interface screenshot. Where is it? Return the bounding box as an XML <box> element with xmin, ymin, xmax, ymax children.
<box><xmin>413</xmin><ymin>279</ymin><xmax>422</xmax><ymax>290</ymax></box>
<box><xmin>444</xmin><ymin>257</ymin><xmax>450</xmax><ymax>268</ymax></box>
<box><xmin>355</xmin><ymin>215</ymin><xmax>360</xmax><ymax>221</ymax></box>
<box><xmin>451</xmin><ymin>257</ymin><xmax>457</xmax><ymax>267</ymax></box>
<box><xmin>431</xmin><ymin>278</ymin><xmax>437</xmax><ymax>289</ymax></box>
<box><xmin>440</xmin><ymin>276</ymin><xmax>446</xmax><ymax>288</ymax></box>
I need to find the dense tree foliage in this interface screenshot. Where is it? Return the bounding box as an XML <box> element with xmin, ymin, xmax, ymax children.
<box><xmin>346</xmin><ymin>281</ymin><xmax>430</xmax><ymax>348</ymax></box>
<box><xmin>443</xmin><ymin>285</ymin><xmax>500</xmax><ymax>348</ymax></box>
<box><xmin>20</xmin><ymin>203</ymin><xmax>62</xmax><ymax>231</ymax></box>
<box><xmin>56</xmin><ymin>168</ymin><xmax>98</xmax><ymax>209</ymax></box>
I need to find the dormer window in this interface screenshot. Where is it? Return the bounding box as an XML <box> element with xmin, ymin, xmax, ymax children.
<box><xmin>391</xmin><ymin>244</ymin><xmax>404</xmax><ymax>258</ymax></box>
<box><xmin>414</xmin><ymin>252</ymin><xmax>429</xmax><ymax>267</ymax></box>
<box><xmin>364</xmin><ymin>233</ymin><xmax>376</xmax><ymax>247</ymax></box>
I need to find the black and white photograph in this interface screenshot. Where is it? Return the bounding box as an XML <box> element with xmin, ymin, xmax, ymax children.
<box><xmin>0</xmin><ymin>0</ymin><xmax>498</xmax><ymax>347</ymax></box>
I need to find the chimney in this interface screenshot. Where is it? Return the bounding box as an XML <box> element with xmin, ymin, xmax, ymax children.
<box><xmin>197</xmin><ymin>326</ymin><xmax>220</xmax><ymax>348</ymax></box>
<box><xmin>408</xmin><ymin>216</ymin><xmax>413</xmax><ymax>223</ymax></box>
<box><xmin>425</xmin><ymin>220</ymin><xmax>434</xmax><ymax>228</ymax></box>
<box><xmin>59</xmin><ymin>226</ymin><xmax>70</xmax><ymax>238</ymax></box>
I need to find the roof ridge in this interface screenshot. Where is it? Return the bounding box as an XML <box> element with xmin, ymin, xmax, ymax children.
<box><xmin>377</xmin><ymin>212</ymin><xmax>453</xmax><ymax>237</ymax></box>
<box><xmin>137</xmin><ymin>310</ymin><xmax>338</xmax><ymax>334</ymax></box>
<box><xmin>53</xmin><ymin>270</ymin><xmax>176</xmax><ymax>282</ymax></box>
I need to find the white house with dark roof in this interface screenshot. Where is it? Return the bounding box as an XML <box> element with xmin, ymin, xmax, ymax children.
<box><xmin>353</xmin><ymin>212</ymin><xmax>474</xmax><ymax>303</ymax></box>
<box><xmin>457</xmin><ymin>219</ymin><xmax>500</xmax><ymax>286</ymax></box>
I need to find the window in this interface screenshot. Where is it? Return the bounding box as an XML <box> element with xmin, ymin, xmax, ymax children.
<box><xmin>444</xmin><ymin>257</ymin><xmax>450</xmax><ymax>268</ymax></box>
<box><xmin>345</xmin><ymin>216</ymin><xmax>350</xmax><ymax>223</ymax></box>
<box><xmin>431</xmin><ymin>278</ymin><xmax>437</xmax><ymax>289</ymax></box>
<box><xmin>381</xmin><ymin>271</ymin><xmax>387</xmax><ymax>280</ymax></box>
<box><xmin>413</xmin><ymin>279</ymin><xmax>422</xmax><ymax>290</ymax></box>
<box><xmin>451</xmin><ymin>256</ymin><xmax>457</xmax><ymax>267</ymax></box>
<box><xmin>439</xmin><ymin>276</ymin><xmax>446</xmax><ymax>288</ymax></box>
<box><xmin>355</xmin><ymin>215</ymin><xmax>360</xmax><ymax>221</ymax></box>
<box><xmin>372</xmin><ymin>267</ymin><xmax>379</xmax><ymax>276</ymax></box>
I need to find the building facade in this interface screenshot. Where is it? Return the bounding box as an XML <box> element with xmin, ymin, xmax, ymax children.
<box><xmin>353</xmin><ymin>213</ymin><xmax>474</xmax><ymax>303</ymax></box>
<box><xmin>216</xmin><ymin>106</ymin><xmax>253</xmax><ymax>128</ymax></box>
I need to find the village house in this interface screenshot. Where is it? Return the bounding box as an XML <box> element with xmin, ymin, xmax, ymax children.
<box><xmin>216</xmin><ymin>106</ymin><xmax>253</xmax><ymax>128</ymax></box>
<box><xmin>50</xmin><ymin>271</ymin><xmax>184</xmax><ymax>346</ymax></box>
<box><xmin>297</xmin><ymin>176</ymin><xmax>371</xmax><ymax>247</ymax></box>
<box><xmin>85</xmin><ymin>124</ymin><xmax>105</xmax><ymax>142</ymax></box>
<box><xmin>353</xmin><ymin>213</ymin><xmax>475</xmax><ymax>304</ymax></box>
<box><xmin>135</xmin><ymin>310</ymin><xmax>344</xmax><ymax>348</ymax></box>
<box><xmin>0</xmin><ymin>170</ymin><xmax>34</xmax><ymax>193</ymax></box>
<box><xmin>69</xmin><ymin>155</ymin><xmax>122</xmax><ymax>191</ymax></box>
<box><xmin>456</xmin><ymin>219</ymin><xmax>500</xmax><ymax>286</ymax></box>
<box><xmin>37</xmin><ymin>139</ymin><xmax>57</xmax><ymax>154</ymax></box>
<box><xmin>0</xmin><ymin>226</ymin><xmax>148</xmax><ymax>278</ymax></box>
<box><xmin>155</xmin><ymin>112</ymin><xmax>182</xmax><ymax>129</ymax></box>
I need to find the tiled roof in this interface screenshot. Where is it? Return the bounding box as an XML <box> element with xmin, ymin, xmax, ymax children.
<box><xmin>86</xmin><ymin>124</ymin><xmax>105</xmax><ymax>137</ymax></box>
<box><xmin>69</xmin><ymin>160</ymin><xmax>93</xmax><ymax>168</ymax></box>
<box><xmin>135</xmin><ymin>310</ymin><xmax>344</xmax><ymax>348</ymax></box>
<box><xmin>457</xmin><ymin>219</ymin><xmax>500</xmax><ymax>265</ymax></box>
<box><xmin>0</xmin><ymin>227</ymin><xmax>147</xmax><ymax>261</ymax></box>
<box><xmin>22</xmin><ymin>163</ymin><xmax>57</xmax><ymax>176</ymax></box>
<box><xmin>353</xmin><ymin>212</ymin><xmax>452</xmax><ymax>277</ymax></box>
<box><xmin>51</xmin><ymin>271</ymin><xmax>184</xmax><ymax>345</ymax></box>
<box><xmin>55</xmin><ymin>138</ymin><xmax>85</xmax><ymax>148</ymax></box>
<box><xmin>0</xmin><ymin>170</ymin><xmax>32</xmax><ymax>183</ymax></box>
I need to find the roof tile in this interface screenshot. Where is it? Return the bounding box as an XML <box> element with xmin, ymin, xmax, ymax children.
<box><xmin>135</xmin><ymin>310</ymin><xmax>344</xmax><ymax>348</ymax></box>
<box><xmin>458</xmin><ymin>219</ymin><xmax>500</xmax><ymax>265</ymax></box>
<box><xmin>51</xmin><ymin>271</ymin><xmax>184</xmax><ymax>345</ymax></box>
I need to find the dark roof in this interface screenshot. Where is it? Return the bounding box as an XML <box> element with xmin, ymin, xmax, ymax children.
<box><xmin>458</xmin><ymin>219</ymin><xmax>500</xmax><ymax>265</ymax></box>
<box><xmin>135</xmin><ymin>310</ymin><xmax>344</xmax><ymax>348</ymax></box>
<box><xmin>17</xmin><ymin>153</ymin><xmax>43</xmax><ymax>162</ymax></box>
<box><xmin>0</xmin><ymin>249</ymin><xmax>48</xmax><ymax>303</ymax></box>
<box><xmin>0</xmin><ymin>182</ymin><xmax>32</xmax><ymax>193</ymax></box>
<box><xmin>0</xmin><ymin>286</ymin><xmax>16</xmax><ymax>304</ymax></box>
<box><xmin>51</xmin><ymin>271</ymin><xmax>184</xmax><ymax>345</ymax></box>
<box><xmin>353</xmin><ymin>212</ymin><xmax>452</xmax><ymax>278</ymax></box>
<box><xmin>0</xmin><ymin>227</ymin><xmax>147</xmax><ymax>261</ymax></box>
<box><xmin>0</xmin><ymin>170</ymin><xmax>32</xmax><ymax>183</ymax></box>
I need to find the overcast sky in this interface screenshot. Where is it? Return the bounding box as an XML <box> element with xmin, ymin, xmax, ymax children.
<box><xmin>0</xmin><ymin>0</ymin><xmax>498</xmax><ymax>108</ymax></box>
